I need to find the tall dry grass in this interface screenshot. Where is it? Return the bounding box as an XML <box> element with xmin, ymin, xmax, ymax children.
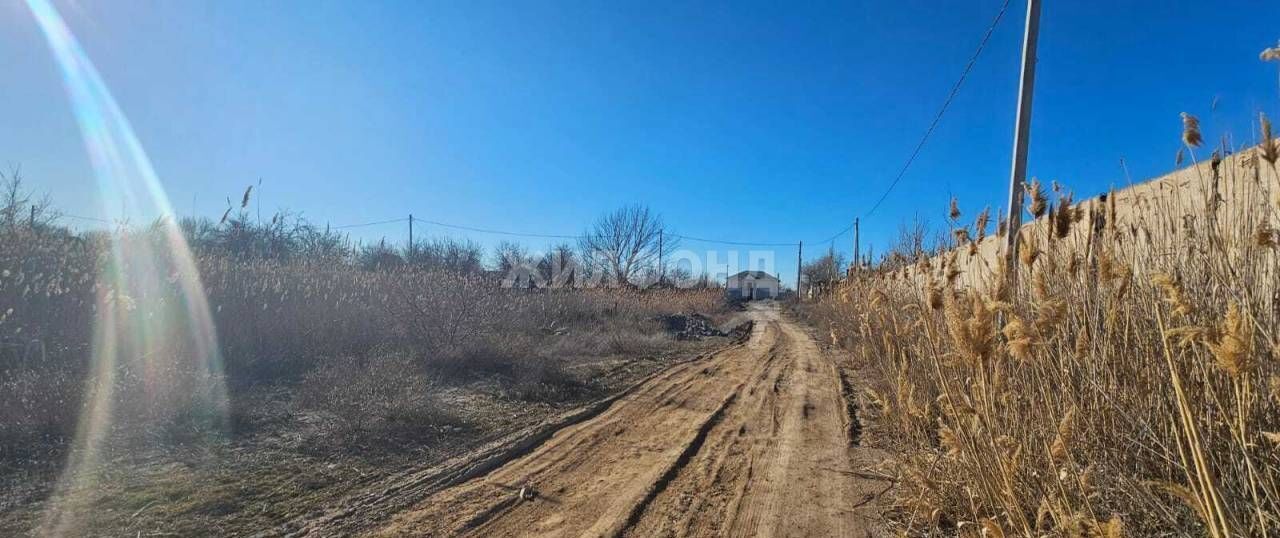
<box><xmin>806</xmin><ymin>127</ymin><xmax>1280</xmax><ymax>534</ymax></box>
<box><xmin>0</xmin><ymin>197</ymin><xmax>727</xmax><ymax>458</ymax></box>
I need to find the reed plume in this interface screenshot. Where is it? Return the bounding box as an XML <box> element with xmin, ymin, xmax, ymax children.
<box><xmin>1181</xmin><ymin>112</ymin><xmax>1203</xmax><ymax>148</ymax></box>
<box><xmin>1209</xmin><ymin>302</ymin><xmax>1253</xmax><ymax>378</ymax></box>
<box><xmin>1053</xmin><ymin>193</ymin><xmax>1074</xmax><ymax>239</ymax></box>
<box><xmin>1027</xmin><ymin>178</ymin><xmax>1047</xmax><ymax>218</ymax></box>
<box><xmin>1262</xmin><ymin>42</ymin><xmax>1280</xmax><ymax>62</ymax></box>
<box><xmin>1152</xmin><ymin>273</ymin><xmax>1194</xmax><ymax>318</ymax></box>
<box><xmin>974</xmin><ymin>206</ymin><xmax>991</xmax><ymax>241</ymax></box>
<box><xmin>1260</xmin><ymin>112</ymin><xmax>1278</xmax><ymax>168</ymax></box>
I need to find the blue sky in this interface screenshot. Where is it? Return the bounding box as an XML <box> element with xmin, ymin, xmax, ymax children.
<box><xmin>3</xmin><ymin>0</ymin><xmax>1279</xmax><ymax>285</ymax></box>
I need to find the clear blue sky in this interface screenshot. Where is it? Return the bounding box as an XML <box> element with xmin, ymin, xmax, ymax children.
<box><xmin>3</xmin><ymin>0</ymin><xmax>1278</xmax><ymax>285</ymax></box>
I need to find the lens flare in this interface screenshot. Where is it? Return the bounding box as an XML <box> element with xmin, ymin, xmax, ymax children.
<box><xmin>25</xmin><ymin>1</ymin><xmax>227</xmax><ymax>535</ymax></box>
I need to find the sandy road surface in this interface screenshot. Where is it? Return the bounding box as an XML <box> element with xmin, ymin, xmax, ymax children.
<box><xmin>363</xmin><ymin>302</ymin><xmax>887</xmax><ymax>537</ymax></box>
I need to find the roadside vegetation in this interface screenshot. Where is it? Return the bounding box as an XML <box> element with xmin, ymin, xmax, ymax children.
<box><xmin>803</xmin><ymin>106</ymin><xmax>1280</xmax><ymax>535</ymax></box>
<box><xmin>0</xmin><ymin>178</ymin><xmax>730</xmax><ymax>534</ymax></box>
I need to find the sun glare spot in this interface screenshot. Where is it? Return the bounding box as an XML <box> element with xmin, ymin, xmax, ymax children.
<box><xmin>24</xmin><ymin>1</ymin><xmax>227</xmax><ymax>535</ymax></box>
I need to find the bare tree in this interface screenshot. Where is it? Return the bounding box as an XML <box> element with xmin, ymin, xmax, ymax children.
<box><xmin>876</xmin><ymin>215</ymin><xmax>949</xmax><ymax>271</ymax></box>
<box><xmin>495</xmin><ymin>240</ymin><xmax>541</xmax><ymax>288</ymax></box>
<box><xmin>801</xmin><ymin>248</ymin><xmax>846</xmax><ymax>296</ymax></box>
<box><xmin>493</xmin><ymin>240</ymin><xmax>531</xmax><ymax>274</ymax></box>
<box><xmin>578</xmin><ymin>205</ymin><xmax>675</xmax><ymax>286</ymax></box>
<box><xmin>540</xmin><ymin>242</ymin><xmax>578</xmax><ymax>288</ymax></box>
<box><xmin>1</xmin><ymin>167</ymin><xmax>56</xmax><ymax>232</ymax></box>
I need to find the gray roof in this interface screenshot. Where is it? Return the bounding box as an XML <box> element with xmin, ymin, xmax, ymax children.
<box><xmin>730</xmin><ymin>270</ymin><xmax>779</xmax><ymax>281</ymax></box>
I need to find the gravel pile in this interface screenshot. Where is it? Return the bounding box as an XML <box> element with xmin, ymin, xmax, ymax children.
<box><xmin>659</xmin><ymin>313</ymin><xmax>726</xmax><ymax>340</ymax></box>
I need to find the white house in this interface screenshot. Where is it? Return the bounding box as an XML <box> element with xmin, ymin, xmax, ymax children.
<box><xmin>726</xmin><ymin>270</ymin><xmax>780</xmax><ymax>301</ymax></box>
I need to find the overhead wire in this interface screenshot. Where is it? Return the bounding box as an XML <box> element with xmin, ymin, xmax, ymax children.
<box><xmin>857</xmin><ymin>0</ymin><xmax>1012</xmax><ymax>221</ymax></box>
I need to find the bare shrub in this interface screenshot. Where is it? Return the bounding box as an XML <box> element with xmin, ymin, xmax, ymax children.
<box><xmin>295</xmin><ymin>353</ymin><xmax>460</xmax><ymax>447</ymax></box>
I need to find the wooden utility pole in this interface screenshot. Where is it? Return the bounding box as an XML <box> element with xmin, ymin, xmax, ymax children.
<box><xmin>852</xmin><ymin>218</ymin><xmax>860</xmax><ymax>273</ymax></box>
<box><xmin>658</xmin><ymin>230</ymin><xmax>664</xmax><ymax>284</ymax></box>
<box><xmin>1003</xmin><ymin>0</ymin><xmax>1042</xmax><ymax>281</ymax></box>
<box><xmin>796</xmin><ymin>241</ymin><xmax>803</xmax><ymax>299</ymax></box>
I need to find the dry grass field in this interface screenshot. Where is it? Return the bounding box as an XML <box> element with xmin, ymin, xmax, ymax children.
<box><xmin>0</xmin><ymin>189</ymin><xmax>734</xmax><ymax>535</ymax></box>
<box><xmin>802</xmin><ymin>117</ymin><xmax>1280</xmax><ymax>535</ymax></box>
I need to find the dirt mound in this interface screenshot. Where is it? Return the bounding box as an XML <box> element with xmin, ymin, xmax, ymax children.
<box><xmin>724</xmin><ymin>320</ymin><xmax>753</xmax><ymax>342</ymax></box>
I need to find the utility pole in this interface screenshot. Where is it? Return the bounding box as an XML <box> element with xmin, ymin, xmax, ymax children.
<box><xmin>852</xmin><ymin>217</ymin><xmax>860</xmax><ymax>274</ymax></box>
<box><xmin>1003</xmin><ymin>0</ymin><xmax>1042</xmax><ymax>282</ymax></box>
<box><xmin>658</xmin><ymin>230</ymin><xmax>664</xmax><ymax>284</ymax></box>
<box><xmin>408</xmin><ymin>214</ymin><xmax>414</xmax><ymax>260</ymax></box>
<box><xmin>796</xmin><ymin>241</ymin><xmax>803</xmax><ymax>300</ymax></box>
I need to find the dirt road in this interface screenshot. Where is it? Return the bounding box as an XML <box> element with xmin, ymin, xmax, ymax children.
<box><xmin>332</xmin><ymin>303</ymin><xmax>887</xmax><ymax>537</ymax></box>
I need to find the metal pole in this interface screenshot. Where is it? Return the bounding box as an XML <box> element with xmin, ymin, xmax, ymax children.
<box><xmin>658</xmin><ymin>230</ymin><xmax>664</xmax><ymax>284</ymax></box>
<box><xmin>1003</xmin><ymin>0</ymin><xmax>1042</xmax><ymax>281</ymax></box>
<box><xmin>408</xmin><ymin>214</ymin><xmax>414</xmax><ymax>260</ymax></box>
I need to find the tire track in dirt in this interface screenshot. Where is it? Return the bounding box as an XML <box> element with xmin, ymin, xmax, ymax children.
<box><xmin>364</xmin><ymin>303</ymin><xmax>887</xmax><ymax>537</ymax></box>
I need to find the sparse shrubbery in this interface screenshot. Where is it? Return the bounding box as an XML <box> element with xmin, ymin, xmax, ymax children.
<box><xmin>0</xmin><ymin>177</ymin><xmax>728</xmax><ymax>461</ymax></box>
<box><xmin>295</xmin><ymin>353</ymin><xmax>462</xmax><ymax>447</ymax></box>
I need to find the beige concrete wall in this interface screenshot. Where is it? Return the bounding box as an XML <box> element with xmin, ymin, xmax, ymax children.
<box><xmin>893</xmin><ymin>147</ymin><xmax>1280</xmax><ymax>292</ymax></box>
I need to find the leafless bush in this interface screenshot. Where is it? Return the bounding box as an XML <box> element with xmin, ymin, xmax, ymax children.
<box><xmin>295</xmin><ymin>353</ymin><xmax>461</xmax><ymax>447</ymax></box>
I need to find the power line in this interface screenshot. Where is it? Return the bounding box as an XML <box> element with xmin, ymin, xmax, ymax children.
<box><xmin>418</xmin><ymin>219</ymin><xmax>579</xmax><ymax>240</ymax></box>
<box><xmin>811</xmin><ymin>222</ymin><xmax>855</xmax><ymax>245</ymax></box>
<box><xmin>421</xmin><ymin>218</ymin><xmax>799</xmax><ymax>246</ymax></box>
<box><xmin>344</xmin><ymin>0</ymin><xmax>1033</xmax><ymax>260</ymax></box>
<box><xmin>797</xmin><ymin>0</ymin><xmax>1012</xmax><ymax>255</ymax></box>
<box><xmin>345</xmin><ymin>0</ymin><xmax>1017</xmax><ymax>255</ymax></box>
<box><xmin>332</xmin><ymin>216</ymin><xmax>803</xmax><ymax>247</ymax></box>
<box><xmin>860</xmin><ymin>0</ymin><xmax>1013</xmax><ymax>219</ymax></box>
<box><xmin>671</xmin><ymin>234</ymin><xmax>798</xmax><ymax>247</ymax></box>
<box><xmin>56</xmin><ymin>210</ymin><xmax>804</xmax><ymax>248</ymax></box>
<box><xmin>61</xmin><ymin>213</ymin><xmax>112</xmax><ymax>224</ymax></box>
<box><xmin>331</xmin><ymin>218</ymin><xmax>409</xmax><ymax>229</ymax></box>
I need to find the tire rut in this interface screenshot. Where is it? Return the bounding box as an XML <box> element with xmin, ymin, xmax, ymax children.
<box><xmin>359</xmin><ymin>304</ymin><xmax>887</xmax><ymax>537</ymax></box>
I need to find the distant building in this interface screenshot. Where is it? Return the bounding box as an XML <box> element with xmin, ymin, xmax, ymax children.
<box><xmin>726</xmin><ymin>270</ymin><xmax>780</xmax><ymax>301</ymax></box>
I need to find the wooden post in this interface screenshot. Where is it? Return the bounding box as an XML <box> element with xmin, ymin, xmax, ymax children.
<box><xmin>852</xmin><ymin>217</ymin><xmax>860</xmax><ymax>274</ymax></box>
<box><xmin>796</xmin><ymin>241</ymin><xmax>803</xmax><ymax>299</ymax></box>
<box><xmin>1003</xmin><ymin>0</ymin><xmax>1042</xmax><ymax>285</ymax></box>
<box><xmin>658</xmin><ymin>230</ymin><xmax>664</xmax><ymax>284</ymax></box>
